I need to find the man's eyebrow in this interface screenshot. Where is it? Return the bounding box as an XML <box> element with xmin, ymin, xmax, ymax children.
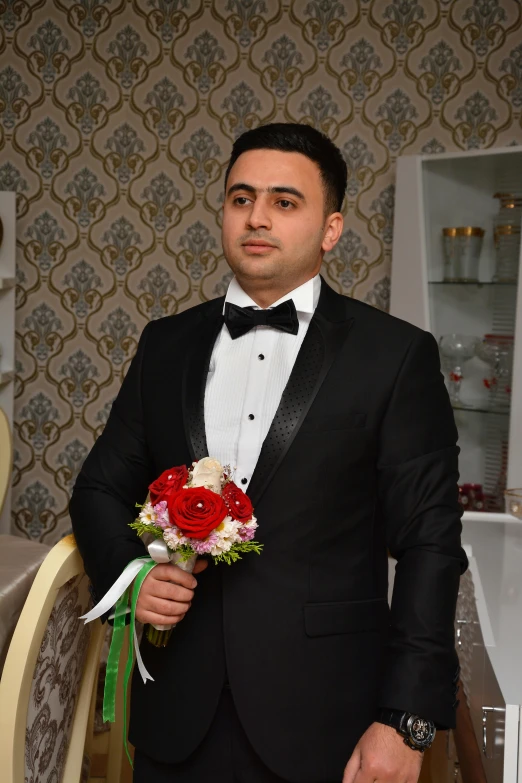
<box><xmin>227</xmin><ymin>183</ymin><xmax>306</xmax><ymax>201</ymax></box>
<box><xmin>270</xmin><ymin>185</ymin><xmax>305</xmax><ymax>200</ymax></box>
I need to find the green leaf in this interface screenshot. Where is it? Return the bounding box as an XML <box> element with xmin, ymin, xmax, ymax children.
<box><xmin>211</xmin><ymin>541</ymin><xmax>264</xmax><ymax>566</ymax></box>
<box><xmin>174</xmin><ymin>545</ymin><xmax>198</xmax><ymax>563</ymax></box>
<box><xmin>129</xmin><ymin>521</ymin><xmax>164</xmax><ymax>540</ymax></box>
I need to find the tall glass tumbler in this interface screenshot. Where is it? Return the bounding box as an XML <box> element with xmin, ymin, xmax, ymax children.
<box><xmin>442</xmin><ymin>227</ymin><xmax>484</xmax><ymax>282</ymax></box>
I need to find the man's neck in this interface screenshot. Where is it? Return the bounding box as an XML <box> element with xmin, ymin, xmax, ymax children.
<box><xmin>235</xmin><ymin>274</ymin><xmax>316</xmax><ymax>309</ymax></box>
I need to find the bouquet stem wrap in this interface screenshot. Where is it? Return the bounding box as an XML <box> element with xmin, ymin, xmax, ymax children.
<box><xmin>146</xmin><ymin>544</ymin><xmax>197</xmax><ymax>646</ymax></box>
<box><xmin>80</xmin><ymin>540</ymin><xmax>192</xmax><ymax>767</ymax></box>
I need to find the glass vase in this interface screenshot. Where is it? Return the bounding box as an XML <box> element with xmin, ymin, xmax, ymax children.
<box><xmin>493</xmin><ymin>193</ymin><xmax>521</xmax><ymax>283</ymax></box>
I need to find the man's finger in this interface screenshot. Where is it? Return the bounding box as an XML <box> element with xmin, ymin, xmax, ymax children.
<box><xmin>147</xmin><ymin>581</ymin><xmax>194</xmax><ymax>603</ymax></box>
<box><xmin>140</xmin><ymin>595</ymin><xmax>191</xmax><ymax>617</ymax></box>
<box><xmin>136</xmin><ymin>608</ymin><xmax>187</xmax><ymax>625</ymax></box>
<box><xmin>193</xmin><ymin>559</ymin><xmax>208</xmax><ymax>575</ymax></box>
<box><xmin>351</xmin><ymin>763</ymin><xmax>378</xmax><ymax>783</ymax></box>
<box><xmin>351</xmin><ymin>772</ymin><xmax>375</xmax><ymax>783</ymax></box>
<box><xmin>343</xmin><ymin>746</ymin><xmax>362</xmax><ymax>783</ymax></box>
<box><xmin>152</xmin><ymin>564</ymin><xmax>197</xmax><ymax>589</ymax></box>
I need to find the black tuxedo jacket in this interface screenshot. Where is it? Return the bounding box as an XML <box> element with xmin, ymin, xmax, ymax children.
<box><xmin>70</xmin><ymin>277</ymin><xmax>467</xmax><ymax>782</ymax></box>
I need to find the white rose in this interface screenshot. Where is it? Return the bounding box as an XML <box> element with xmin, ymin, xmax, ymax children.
<box><xmin>190</xmin><ymin>457</ymin><xmax>224</xmax><ymax>493</ymax></box>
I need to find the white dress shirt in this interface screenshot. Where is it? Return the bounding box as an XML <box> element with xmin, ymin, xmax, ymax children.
<box><xmin>204</xmin><ymin>274</ymin><xmax>321</xmax><ymax>489</ymax></box>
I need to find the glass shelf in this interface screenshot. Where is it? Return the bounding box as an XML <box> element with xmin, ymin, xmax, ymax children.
<box><xmin>452</xmin><ymin>403</ymin><xmax>510</xmax><ymax>416</ymax></box>
<box><xmin>429</xmin><ymin>280</ymin><xmax>517</xmax><ymax>287</ymax></box>
<box><xmin>392</xmin><ymin>149</ymin><xmax>522</xmax><ymax>515</ymax></box>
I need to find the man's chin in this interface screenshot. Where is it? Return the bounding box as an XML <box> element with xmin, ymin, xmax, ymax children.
<box><xmin>232</xmin><ymin>259</ymin><xmax>280</xmax><ymax>281</ymax></box>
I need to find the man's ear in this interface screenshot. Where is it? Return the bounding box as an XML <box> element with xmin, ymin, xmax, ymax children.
<box><xmin>322</xmin><ymin>212</ymin><xmax>343</xmax><ymax>253</ymax></box>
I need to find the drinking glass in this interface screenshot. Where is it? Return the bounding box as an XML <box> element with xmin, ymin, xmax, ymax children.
<box><xmin>442</xmin><ymin>227</ymin><xmax>484</xmax><ymax>282</ymax></box>
<box><xmin>476</xmin><ymin>334</ymin><xmax>514</xmax><ymax>410</ymax></box>
<box><xmin>438</xmin><ymin>334</ymin><xmax>478</xmax><ymax>406</ymax></box>
<box><xmin>493</xmin><ymin>193</ymin><xmax>521</xmax><ymax>283</ymax></box>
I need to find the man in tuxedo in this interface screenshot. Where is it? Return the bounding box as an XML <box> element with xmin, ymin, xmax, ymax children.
<box><xmin>70</xmin><ymin>123</ymin><xmax>467</xmax><ymax>783</ymax></box>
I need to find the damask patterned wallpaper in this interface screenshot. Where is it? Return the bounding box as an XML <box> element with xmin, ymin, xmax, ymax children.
<box><xmin>1</xmin><ymin>0</ymin><xmax>521</xmax><ymax>543</ymax></box>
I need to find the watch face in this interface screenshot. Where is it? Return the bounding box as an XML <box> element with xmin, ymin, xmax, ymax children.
<box><xmin>406</xmin><ymin>715</ymin><xmax>435</xmax><ymax>747</ymax></box>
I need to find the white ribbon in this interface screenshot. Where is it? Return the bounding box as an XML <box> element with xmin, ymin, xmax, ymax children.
<box><xmin>80</xmin><ymin>540</ymin><xmax>196</xmax><ymax>685</ymax></box>
<box><xmin>80</xmin><ymin>557</ymin><xmax>149</xmax><ymax>624</ymax></box>
<box><xmin>147</xmin><ymin>538</ymin><xmax>172</xmax><ymax>563</ymax></box>
<box><xmin>133</xmin><ymin>624</ymin><xmax>152</xmax><ymax>684</ymax></box>
<box><xmin>80</xmin><ymin>555</ymin><xmax>156</xmax><ymax>684</ymax></box>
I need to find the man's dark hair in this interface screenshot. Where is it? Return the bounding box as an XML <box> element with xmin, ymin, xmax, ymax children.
<box><xmin>224</xmin><ymin>123</ymin><xmax>348</xmax><ymax>216</ymax></box>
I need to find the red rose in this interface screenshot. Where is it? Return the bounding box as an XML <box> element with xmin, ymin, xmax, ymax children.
<box><xmin>222</xmin><ymin>481</ymin><xmax>254</xmax><ymax>522</ymax></box>
<box><xmin>167</xmin><ymin>487</ymin><xmax>227</xmax><ymax>539</ymax></box>
<box><xmin>149</xmin><ymin>465</ymin><xmax>188</xmax><ymax>505</ymax></box>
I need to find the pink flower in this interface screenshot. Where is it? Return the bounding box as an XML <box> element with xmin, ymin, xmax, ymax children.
<box><xmin>190</xmin><ymin>534</ymin><xmax>218</xmax><ymax>555</ymax></box>
<box><xmin>153</xmin><ymin>501</ymin><xmax>171</xmax><ymax>529</ymax></box>
<box><xmin>238</xmin><ymin>525</ymin><xmax>256</xmax><ymax>542</ymax></box>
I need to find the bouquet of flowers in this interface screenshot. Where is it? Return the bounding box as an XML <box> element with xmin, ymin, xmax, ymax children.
<box><xmin>130</xmin><ymin>457</ymin><xmax>263</xmax><ymax>646</ymax></box>
<box><xmin>81</xmin><ymin>457</ymin><xmax>263</xmax><ymax>767</ymax></box>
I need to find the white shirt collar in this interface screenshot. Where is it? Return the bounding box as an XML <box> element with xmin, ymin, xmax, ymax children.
<box><xmin>223</xmin><ymin>274</ymin><xmax>321</xmax><ymax>314</ymax></box>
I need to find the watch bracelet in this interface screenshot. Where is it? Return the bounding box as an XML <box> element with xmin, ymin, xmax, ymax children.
<box><xmin>377</xmin><ymin>708</ymin><xmax>435</xmax><ymax>751</ymax></box>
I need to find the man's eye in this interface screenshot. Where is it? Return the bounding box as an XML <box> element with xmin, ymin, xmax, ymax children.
<box><xmin>278</xmin><ymin>200</ymin><xmax>294</xmax><ymax>209</ymax></box>
<box><xmin>234</xmin><ymin>197</ymin><xmax>250</xmax><ymax>205</ymax></box>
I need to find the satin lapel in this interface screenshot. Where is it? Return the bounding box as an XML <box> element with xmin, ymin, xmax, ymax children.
<box><xmin>182</xmin><ymin>299</ymin><xmax>224</xmax><ymax>462</ymax></box>
<box><xmin>246</xmin><ymin>281</ymin><xmax>354</xmax><ymax>507</ymax></box>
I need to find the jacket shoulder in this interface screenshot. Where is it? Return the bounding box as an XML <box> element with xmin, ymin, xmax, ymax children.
<box><xmin>321</xmin><ymin>276</ymin><xmax>426</xmax><ymax>346</ymax></box>
<box><xmin>344</xmin><ymin>294</ymin><xmax>427</xmax><ymax>343</ymax></box>
<box><xmin>142</xmin><ymin>296</ymin><xmax>224</xmax><ymax>339</ymax></box>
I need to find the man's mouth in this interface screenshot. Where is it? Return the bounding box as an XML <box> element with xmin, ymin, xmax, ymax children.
<box><xmin>242</xmin><ymin>240</ymin><xmax>277</xmax><ymax>252</ymax></box>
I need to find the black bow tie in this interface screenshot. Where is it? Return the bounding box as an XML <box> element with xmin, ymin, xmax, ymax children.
<box><xmin>224</xmin><ymin>299</ymin><xmax>299</xmax><ymax>340</ymax></box>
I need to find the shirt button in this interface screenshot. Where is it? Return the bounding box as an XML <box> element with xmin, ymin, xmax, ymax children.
<box><xmin>248</xmin><ymin>413</ymin><xmax>255</xmax><ymax>420</ymax></box>
<box><xmin>258</xmin><ymin>354</ymin><xmax>265</xmax><ymax>360</ymax></box>
<box><xmin>241</xmin><ymin>478</ymin><xmax>248</xmax><ymax>485</ymax></box>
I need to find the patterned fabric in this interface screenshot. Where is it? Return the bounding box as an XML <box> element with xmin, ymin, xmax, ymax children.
<box><xmin>25</xmin><ymin>573</ymin><xmax>92</xmax><ymax>783</ymax></box>
<box><xmin>3</xmin><ymin>0</ymin><xmax>522</xmax><ymax>543</ymax></box>
<box><xmin>80</xmin><ymin>753</ymin><xmax>91</xmax><ymax>783</ymax></box>
<box><xmin>93</xmin><ymin>625</ymin><xmax>113</xmax><ymax>735</ymax></box>
<box><xmin>455</xmin><ymin>568</ymin><xmax>479</xmax><ymax>708</ymax></box>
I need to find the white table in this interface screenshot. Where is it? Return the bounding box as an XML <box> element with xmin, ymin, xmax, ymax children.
<box><xmin>460</xmin><ymin>518</ymin><xmax>522</xmax><ymax>783</ymax></box>
<box><xmin>0</xmin><ymin>534</ymin><xmax>49</xmax><ymax>672</ymax></box>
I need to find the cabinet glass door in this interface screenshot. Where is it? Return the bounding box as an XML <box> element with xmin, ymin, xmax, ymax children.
<box><xmin>422</xmin><ymin>152</ymin><xmax>522</xmax><ymax>514</ymax></box>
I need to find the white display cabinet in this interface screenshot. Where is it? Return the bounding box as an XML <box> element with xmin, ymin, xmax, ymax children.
<box><xmin>390</xmin><ymin>148</ymin><xmax>522</xmax><ymax>522</ymax></box>
<box><xmin>0</xmin><ymin>192</ymin><xmax>16</xmax><ymax>534</ymax></box>
<box><xmin>390</xmin><ymin>149</ymin><xmax>522</xmax><ymax>783</ymax></box>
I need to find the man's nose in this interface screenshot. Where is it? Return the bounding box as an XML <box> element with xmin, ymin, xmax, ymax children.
<box><xmin>246</xmin><ymin>199</ymin><xmax>271</xmax><ymax>231</ymax></box>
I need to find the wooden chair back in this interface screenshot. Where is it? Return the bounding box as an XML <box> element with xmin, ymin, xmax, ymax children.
<box><xmin>0</xmin><ymin>407</ymin><xmax>12</xmax><ymax>517</ymax></box>
<box><xmin>0</xmin><ymin>535</ymin><xmax>105</xmax><ymax>783</ymax></box>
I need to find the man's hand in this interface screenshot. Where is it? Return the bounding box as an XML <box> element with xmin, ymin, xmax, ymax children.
<box><xmin>135</xmin><ymin>559</ymin><xmax>208</xmax><ymax>626</ymax></box>
<box><xmin>343</xmin><ymin>722</ymin><xmax>423</xmax><ymax>783</ymax></box>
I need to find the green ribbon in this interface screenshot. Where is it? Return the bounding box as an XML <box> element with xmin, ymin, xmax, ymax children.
<box><xmin>102</xmin><ymin>557</ymin><xmax>158</xmax><ymax>768</ymax></box>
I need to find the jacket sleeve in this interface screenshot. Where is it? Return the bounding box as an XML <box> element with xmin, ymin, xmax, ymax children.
<box><xmin>69</xmin><ymin>322</ymin><xmax>154</xmax><ymax>605</ymax></box>
<box><xmin>376</xmin><ymin>328</ymin><xmax>468</xmax><ymax>729</ymax></box>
